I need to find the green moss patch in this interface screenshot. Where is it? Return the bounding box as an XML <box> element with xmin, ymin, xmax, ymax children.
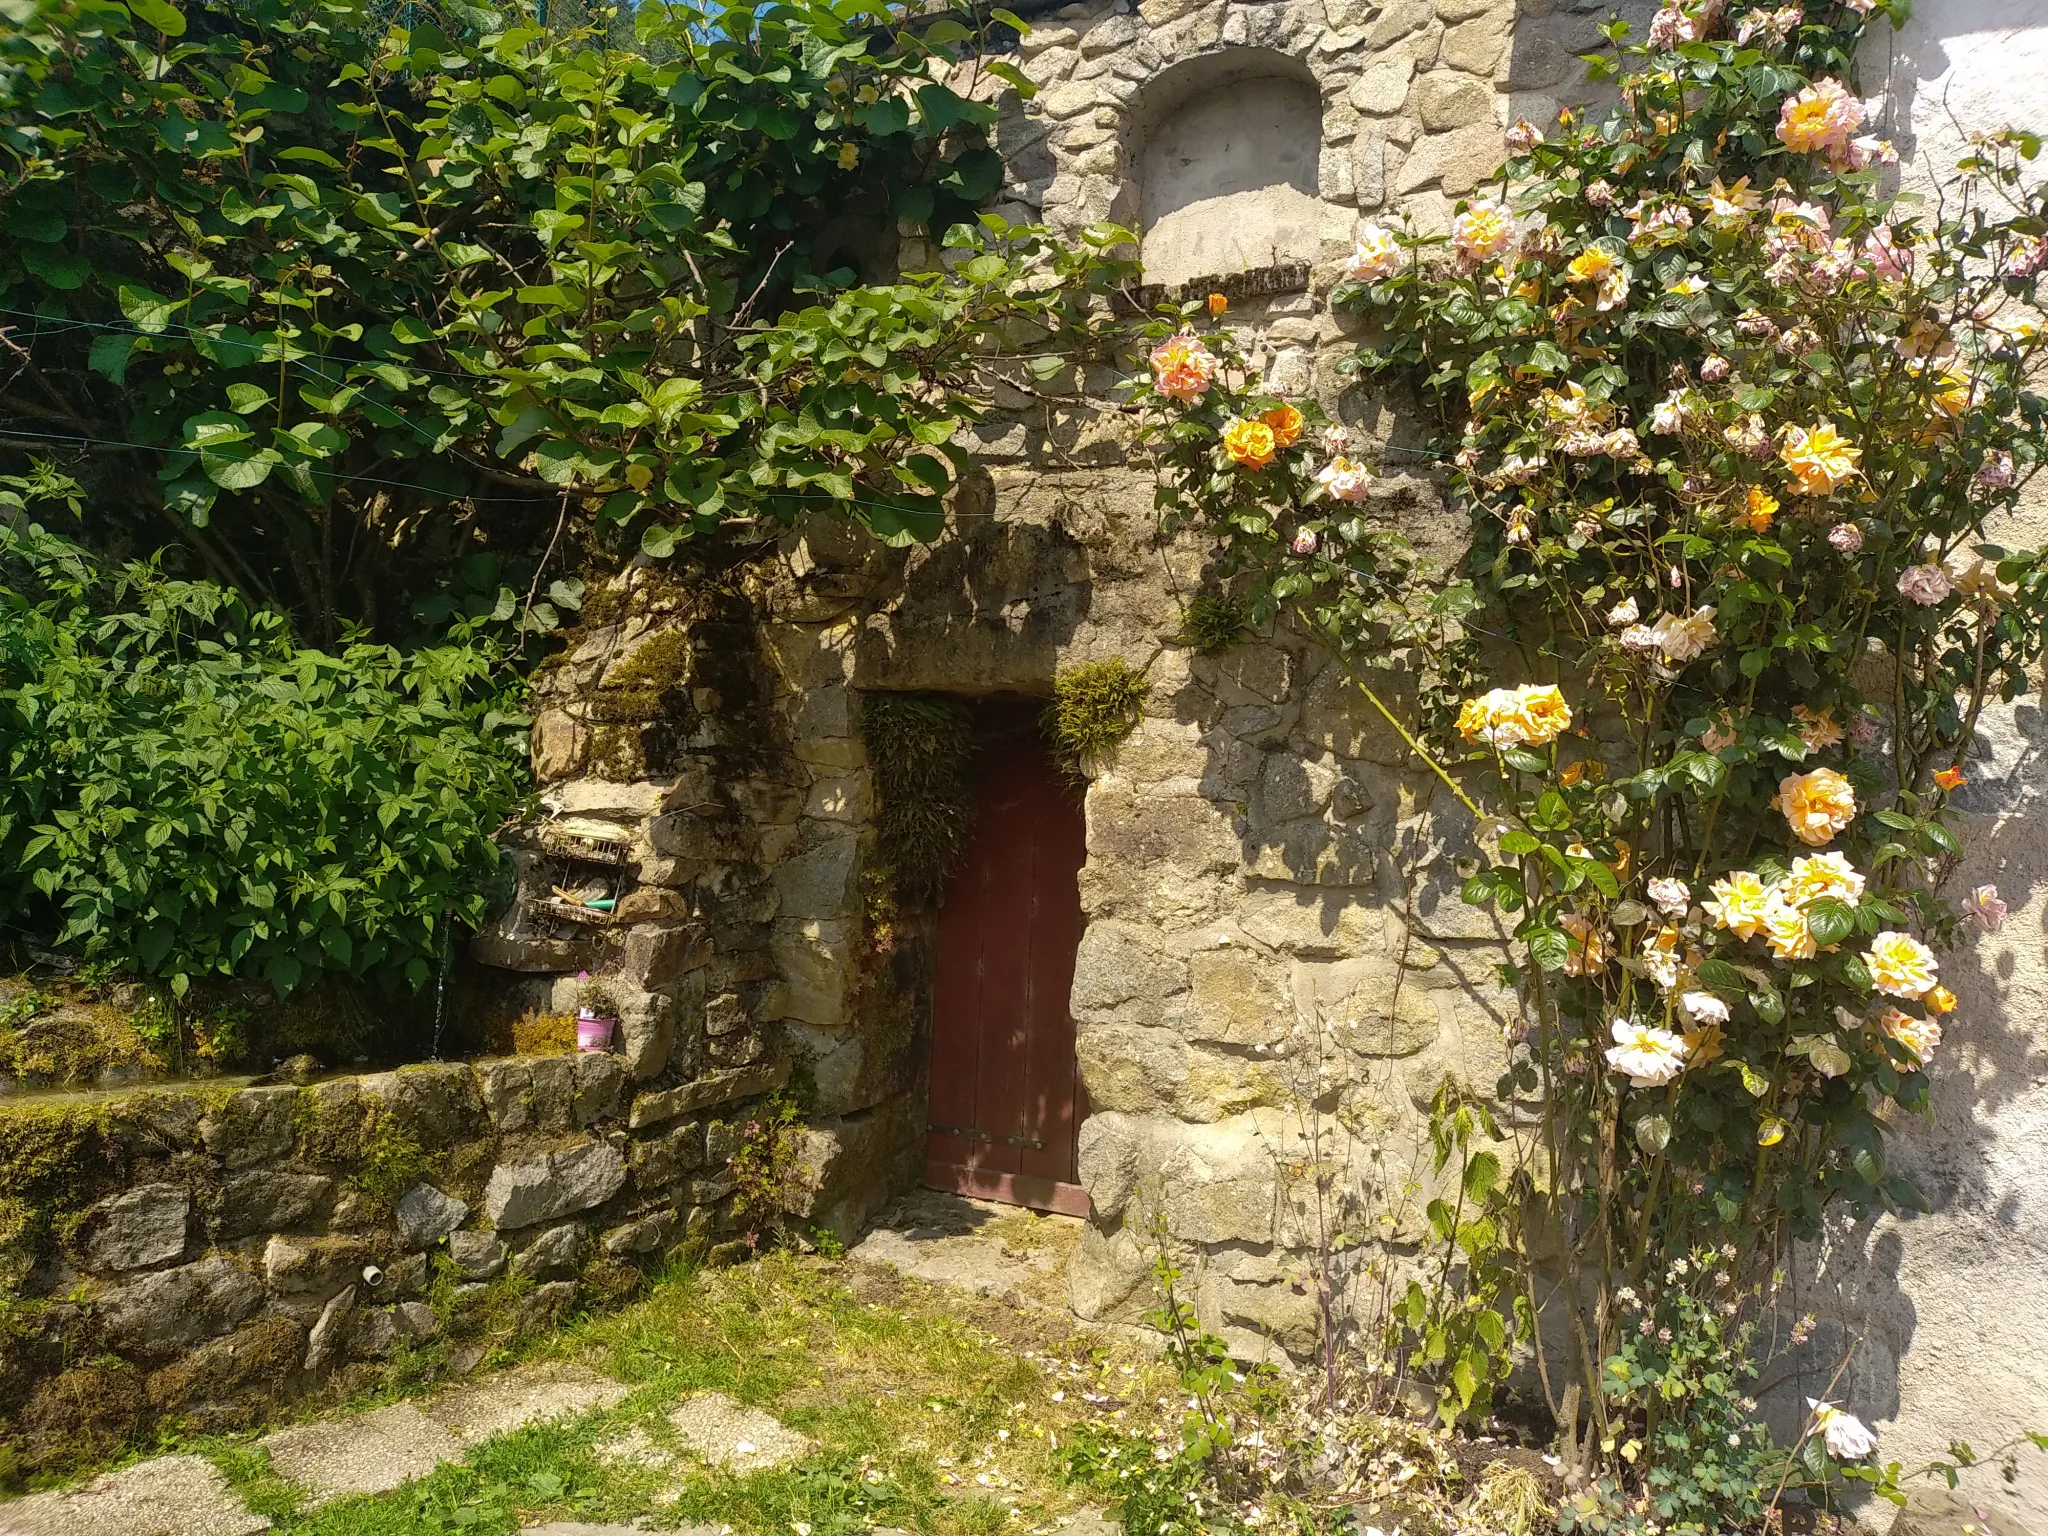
<box><xmin>1044</xmin><ymin>659</ymin><xmax>1149</xmax><ymax>774</ymax></box>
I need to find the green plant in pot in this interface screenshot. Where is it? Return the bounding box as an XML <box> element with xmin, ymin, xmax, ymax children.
<box><xmin>574</xmin><ymin>973</ymin><xmax>620</xmax><ymax>1055</ymax></box>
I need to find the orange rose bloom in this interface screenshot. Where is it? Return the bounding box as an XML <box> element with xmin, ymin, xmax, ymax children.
<box><xmin>1933</xmin><ymin>765</ymin><xmax>1966</xmax><ymax>791</ymax></box>
<box><xmin>1207</xmin><ymin>292</ymin><xmax>1229</xmax><ymax>315</ymax></box>
<box><xmin>1221</xmin><ymin>417</ymin><xmax>1278</xmax><ymax>469</ymax></box>
<box><xmin>1260</xmin><ymin>403</ymin><xmax>1304</xmax><ymax>448</ymax></box>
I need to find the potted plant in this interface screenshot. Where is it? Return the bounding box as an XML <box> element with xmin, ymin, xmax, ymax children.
<box><xmin>573</xmin><ymin>972</ymin><xmax>619</xmax><ymax>1053</ymax></box>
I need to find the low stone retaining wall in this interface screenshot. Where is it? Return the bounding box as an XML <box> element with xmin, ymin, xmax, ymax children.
<box><xmin>0</xmin><ymin>1051</ymin><xmax>786</xmax><ymax>1482</ymax></box>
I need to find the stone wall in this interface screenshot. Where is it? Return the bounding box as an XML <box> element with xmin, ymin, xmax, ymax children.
<box><xmin>0</xmin><ymin>1052</ymin><xmax>779</xmax><ymax>1477</ymax></box>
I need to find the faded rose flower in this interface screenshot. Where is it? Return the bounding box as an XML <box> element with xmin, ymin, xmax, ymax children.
<box><xmin>1968</xmin><ymin>884</ymin><xmax>2008</xmax><ymax>933</ymax></box>
<box><xmin>1607</xmin><ymin>596</ymin><xmax>1641</xmax><ymax>627</ymax></box>
<box><xmin>1504</xmin><ymin>118</ymin><xmax>1543</xmax><ymax>155</ymax></box>
<box><xmin>1292</xmin><ymin>529</ymin><xmax>1319</xmax><ymax>556</ymax></box>
<box><xmin>1897</xmin><ymin>564</ymin><xmax>1953</xmax><ymax>606</ymax></box>
<box><xmin>1701</xmin><ymin>354</ymin><xmax>1731</xmax><ymax>382</ymax></box>
<box><xmin>1585</xmin><ymin>179</ymin><xmax>1616</xmax><ymax>209</ymax></box>
<box><xmin>1647</xmin><ymin>876</ymin><xmax>1691</xmax><ymax>916</ymax></box>
<box><xmin>1976</xmin><ymin>450</ymin><xmax>2016</xmax><ymax>490</ymax></box>
<box><xmin>1808</xmin><ymin>1401</ymin><xmax>1879</xmax><ymax>1461</ymax></box>
<box><xmin>1829</xmin><ymin>522</ymin><xmax>1865</xmax><ymax>553</ymax></box>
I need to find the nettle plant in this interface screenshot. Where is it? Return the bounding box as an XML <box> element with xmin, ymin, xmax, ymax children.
<box><xmin>1137</xmin><ymin>0</ymin><xmax>2048</xmax><ymax>1516</ymax></box>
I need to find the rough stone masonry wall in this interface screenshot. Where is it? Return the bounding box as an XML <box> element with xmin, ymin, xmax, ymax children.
<box><xmin>0</xmin><ymin>1053</ymin><xmax>777</xmax><ymax>1476</ymax></box>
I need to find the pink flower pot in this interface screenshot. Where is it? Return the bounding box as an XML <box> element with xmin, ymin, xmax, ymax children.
<box><xmin>576</xmin><ymin>1012</ymin><xmax>616</xmax><ymax>1053</ymax></box>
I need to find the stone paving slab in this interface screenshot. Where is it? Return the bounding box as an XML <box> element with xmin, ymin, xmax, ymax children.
<box><xmin>427</xmin><ymin>1362</ymin><xmax>631</xmax><ymax>1444</ymax></box>
<box><xmin>666</xmin><ymin>1391</ymin><xmax>815</xmax><ymax>1472</ymax></box>
<box><xmin>0</xmin><ymin>1453</ymin><xmax>269</xmax><ymax>1536</ymax></box>
<box><xmin>258</xmin><ymin>1400</ymin><xmax>464</xmax><ymax>1504</ymax></box>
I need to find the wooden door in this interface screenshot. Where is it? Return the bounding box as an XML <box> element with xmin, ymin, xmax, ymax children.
<box><xmin>924</xmin><ymin>702</ymin><xmax>1089</xmax><ymax>1216</ymax></box>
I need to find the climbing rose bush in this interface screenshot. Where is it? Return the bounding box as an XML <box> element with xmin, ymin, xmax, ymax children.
<box><xmin>1135</xmin><ymin>0</ymin><xmax>2048</xmax><ymax>1517</ymax></box>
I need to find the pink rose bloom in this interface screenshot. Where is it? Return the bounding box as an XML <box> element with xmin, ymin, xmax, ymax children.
<box><xmin>1452</xmin><ymin>199</ymin><xmax>1516</xmax><ymax>270</ymax></box>
<box><xmin>1504</xmin><ymin>118</ymin><xmax>1543</xmax><ymax>155</ymax></box>
<box><xmin>1969</xmin><ymin>884</ymin><xmax>2007</xmax><ymax>933</ymax></box>
<box><xmin>1586</xmin><ymin>179</ymin><xmax>1616</xmax><ymax>209</ymax></box>
<box><xmin>1898</xmin><ymin>564</ymin><xmax>1952</xmax><ymax>605</ymax></box>
<box><xmin>1976</xmin><ymin>450</ymin><xmax>2016</xmax><ymax>490</ymax></box>
<box><xmin>1829</xmin><ymin>522</ymin><xmax>1864</xmax><ymax>553</ymax></box>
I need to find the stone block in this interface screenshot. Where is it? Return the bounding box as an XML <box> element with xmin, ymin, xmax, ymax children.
<box><xmin>448</xmin><ymin>1230</ymin><xmax>507</xmax><ymax>1280</ymax></box>
<box><xmin>478</xmin><ymin>1055</ymin><xmax>578</xmax><ymax>1134</ymax></box>
<box><xmin>1412</xmin><ymin>70</ymin><xmax>1495</xmax><ymax>130</ymax></box>
<box><xmin>1187</xmin><ymin>948</ymin><xmax>1290</xmax><ymax>1047</ymax></box>
<box><xmin>572</xmin><ymin>1051</ymin><xmax>630</xmax><ymax>1126</ymax></box>
<box><xmin>611</xmin><ymin>886</ymin><xmax>691</xmax><ymax>922</ymax></box>
<box><xmin>81</xmin><ymin>1183</ymin><xmax>188</xmax><ymax>1272</ymax></box>
<box><xmin>306</xmin><ymin>1284</ymin><xmax>356</xmax><ymax>1371</ymax></box>
<box><xmin>619</xmin><ymin>923</ymin><xmax>710</xmax><ymax>989</ymax></box>
<box><xmin>618</xmin><ymin>995</ymin><xmax>677</xmax><ymax>1081</ymax></box>
<box><xmin>770</xmin><ymin>835</ymin><xmax>861</xmax><ymax>921</ymax></box>
<box><xmin>97</xmin><ymin>1256</ymin><xmax>265</xmax><ymax>1357</ymax></box>
<box><xmin>630</xmin><ymin>1119</ymin><xmax>707</xmax><ymax>1189</ymax></box>
<box><xmin>483</xmin><ymin>1140</ymin><xmax>627</xmax><ymax>1230</ymax></box>
<box><xmin>1075</xmin><ymin>1023</ymin><xmax>1189</xmax><ymax>1115</ymax></box>
<box><xmin>354</xmin><ymin>1301</ymin><xmax>439</xmax><ymax>1359</ymax></box>
<box><xmin>1076</xmin><ymin>1112</ymin><xmax>1143</xmax><ymax>1219</ymax></box>
<box><xmin>1071</xmin><ymin>920</ymin><xmax>1188</xmax><ymax>1018</ymax></box>
<box><xmin>199</xmin><ymin>1085</ymin><xmax>299</xmax><ymax>1170</ymax></box>
<box><xmin>631</xmin><ymin>1061</ymin><xmax>791</xmax><ymax>1127</ymax></box>
<box><xmin>1349</xmin><ymin>55</ymin><xmax>1416</xmax><ymax>114</ymax></box>
<box><xmin>217</xmin><ymin>1170</ymin><xmax>332</xmax><ymax>1238</ymax></box>
<box><xmin>604</xmin><ymin>1211</ymin><xmax>677</xmax><ymax>1256</ymax></box>
<box><xmin>1440</xmin><ymin>14</ymin><xmax>1507</xmax><ymax>75</ymax></box>
<box><xmin>766</xmin><ymin>920</ymin><xmax>854</xmax><ymax>1026</ymax></box>
<box><xmin>511</xmin><ymin>1222</ymin><xmax>590</xmax><ymax>1281</ymax></box>
<box><xmin>395</xmin><ymin>1184</ymin><xmax>470</xmax><ymax>1251</ymax></box>
<box><xmin>1394</xmin><ymin>122</ymin><xmax>1503</xmax><ymax>196</ymax></box>
<box><xmin>263</xmin><ymin>1233</ymin><xmax>378</xmax><ymax>1303</ymax></box>
<box><xmin>1159</xmin><ymin>1124</ymin><xmax>1279</xmax><ymax>1245</ymax></box>
<box><xmin>385</xmin><ymin>1063</ymin><xmax>486</xmax><ymax>1150</ymax></box>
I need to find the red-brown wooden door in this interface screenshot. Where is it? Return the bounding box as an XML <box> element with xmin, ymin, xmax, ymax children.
<box><xmin>924</xmin><ymin>702</ymin><xmax>1089</xmax><ymax>1216</ymax></box>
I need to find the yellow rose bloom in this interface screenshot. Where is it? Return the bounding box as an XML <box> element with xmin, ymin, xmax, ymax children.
<box><xmin>1567</xmin><ymin>247</ymin><xmax>1618</xmax><ymax>284</ymax></box>
<box><xmin>1514</xmin><ymin>683</ymin><xmax>1573</xmax><ymax>746</ymax></box>
<box><xmin>1761</xmin><ymin>895</ymin><xmax>1818</xmax><ymax>961</ymax></box>
<box><xmin>1782</xmin><ymin>851</ymin><xmax>1865</xmax><ymax>908</ymax></box>
<box><xmin>1221</xmin><ymin>416</ymin><xmax>1277</xmax><ymax>469</ymax></box>
<box><xmin>1456</xmin><ymin>683</ymin><xmax>1573</xmax><ymax>749</ymax></box>
<box><xmin>1738</xmin><ymin>486</ymin><xmax>1779</xmax><ymax>532</ymax></box>
<box><xmin>1773</xmin><ymin>767</ymin><xmax>1857</xmax><ymax>846</ymax></box>
<box><xmin>1867</xmin><ymin>930</ymin><xmax>1939</xmax><ymax>1000</ymax></box>
<box><xmin>1925</xmin><ymin>984</ymin><xmax>1957</xmax><ymax>1015</ymax></box>
<box><xmin>1781</xmin><ymin>421</ymin><xmax>1862</xmax><ymax>496</ymax></box>
<box><xmin>1456</xmin><ymin>697</ymin><xmax>1493</xmax><ymax>744</ymax></box>
<box><xmin>1704</xmin><ymin>871</ymin><xmax>1772</xmax><ymax>940</ymax></box>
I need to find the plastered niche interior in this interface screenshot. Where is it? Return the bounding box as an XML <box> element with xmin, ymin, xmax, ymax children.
<box><xmin>1131</xmin><ymin>52</ymin><xmax>1324</xmax><ymax>286</ymax></box>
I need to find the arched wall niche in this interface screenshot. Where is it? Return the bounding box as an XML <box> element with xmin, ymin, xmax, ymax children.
<box><xmin>1123</xmin><ymin>48</ymin><xmax>1325</xmax><ymax>290</ymax></box>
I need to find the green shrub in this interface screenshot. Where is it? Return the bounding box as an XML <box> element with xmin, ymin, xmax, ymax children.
<box><xmin>0</xmin><ymin>504</ymin><xmax>528</xmax><ymax>998</ymax></box>
<box><xmin>1044</xmin><ymin>659</ymin><xmax>1149</xmax><ymax>774</ymax></box>
<box><xmin>1178</xmin><ymin>594</ymin><xmax>1251</xmax><ymax>655</ymax></box>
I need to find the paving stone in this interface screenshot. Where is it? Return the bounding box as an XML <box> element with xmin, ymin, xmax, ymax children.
<box><xmin>259</xmin><ymin>1401</ymin><xmax>463</xmax><ymax>1503</ymax></box>
<box><xmin>666</xmin><ymin>1391</ymin><xmax>815</xmax><ymax>1471</ymax></box>
<box><xmin>426</xmin><ymin>1363</ymin><xmax>630</xmax><ymax>1444</ymax></box>
<box><xmin>0</xmin><ymin>1452</ymin><xmax>268</xmax><ymax>1536</ymax></box>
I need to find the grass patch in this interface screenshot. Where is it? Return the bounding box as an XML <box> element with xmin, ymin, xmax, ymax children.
<box><xmin>188</xmin><ymin>1250</ymin><xmax>1174</xmax><ymax>1536</ymax></box>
